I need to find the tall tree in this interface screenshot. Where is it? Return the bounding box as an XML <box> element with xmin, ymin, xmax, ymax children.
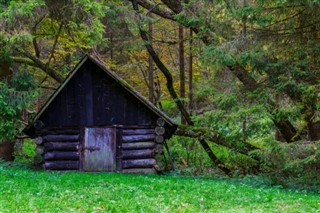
<box><xmin>179</xmin><ymin>25</ymin><xmax>186</xmax><ymax>124</ymax></box>
<box><xmin>131</xmin><ymin>0</ymin><xmax>232</xmax><ymax>175</ymax></box>
<box><xmin>148</xmin><ymin>16</ymin><xmax>154</xmax><ymax>103</ymax></box>
<box><xmin>188</xmin><ymin>29</ymin><xmax>193</xmax><ymax>114</ymax></box>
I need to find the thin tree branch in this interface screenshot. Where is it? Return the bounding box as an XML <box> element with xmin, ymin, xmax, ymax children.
<box><xmin>46</xmin><ymin>21</ymin><xmax>63</xmax><ymax>69</ymax></box>
<box><xmin>16</xmin><ymin>49</ymin><xmax>64</xmax><ymax>83</ymax></box>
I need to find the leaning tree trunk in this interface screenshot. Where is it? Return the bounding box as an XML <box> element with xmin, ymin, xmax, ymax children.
<box><xmin>132</xmin><ymin>0</ymin><xmax>233</xmax><ymax>175</ymax></box>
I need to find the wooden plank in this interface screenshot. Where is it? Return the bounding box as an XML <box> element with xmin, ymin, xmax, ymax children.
<box><xmin>122</xmin><ymin>129</ymin><xmax>155</xmax><ymax>136</ymax></box>
<box><xmin>122</xmin><ymin>142</ymin><xmax>155</xmax><ymax>150</ymax></box>
<box><xmin>83</xmin><ymin>128</ymin><xmax>116</xmax><ymax>172</ymax></box>
<box><xmin>44</xmin><ymin>151</ymin><xmax>79</xmax><ymax>161</ymax></box>
<box><xmin>122</xmin><ymin>134</ymin><xmax>155</xmax><ymax>142</ymax></box>
<box><xmin>84</xmin><ymin>67</ymin><xmax>93</xmax><ymax>125</ymax></box>
<box><xmin>44</xmin><ymin>161</ymin><xmax>79</xmax><ymax>170</ymax></box>
<box><xmin>122</xmin><ymin>158</ymin><xmax>156</xmax><ymax>169</ymax></box>
<box><xmin>122</xmin><ymin>149</ymin><xmax>154</xmax><ymax>159</ymax></box>
<box><xmin>43</xmin><ymin>135</ymin><xmax>79</xmax><ymax>142</ymax></box>
<box><xmin>116</xmin><ymin>128</ymin><xmax>123</xmax><ymax>172</ymax></box>
<box><xmin>44</xmin><ymin>142</ymin><xmax>79</xmax><ymax>151</ymax></box>
<box><xmin>122</xmin><ymin>168</ymin><xmax>155</xmax><ymax>174</ymax></box>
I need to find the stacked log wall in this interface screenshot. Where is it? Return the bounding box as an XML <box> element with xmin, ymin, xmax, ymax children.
<box><xmin>35</xmin><ymin>126</ymin><xmax>166</xmax><ymax>173</ymax></box>
<box><xmin>37</xmin><ymin>128</ymin><xmax>80</xmax><ymax>170</ymax></box>
<box><xmin>120</xmin><ymin>128</ymin><xmax>159</xmax><ymax>173</ymax></box>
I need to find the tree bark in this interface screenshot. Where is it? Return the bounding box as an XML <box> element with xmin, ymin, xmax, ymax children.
<box><xmin>179</xmin><ymin>25</ymin><xmax>186</xmax><ymax>124</ymax></box>
<box><xmin>148</xmin><ymin>17</ymin><xmax>154</xmax><ymax>103</ymax></box>
<box><xmin>188</xmin><ymin>29</ymin><xmax>194</xmax><ymax>114</ymax></box>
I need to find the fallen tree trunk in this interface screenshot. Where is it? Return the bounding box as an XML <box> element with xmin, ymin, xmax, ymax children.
<box><xmin>175</xmin><ymin>125</ymin><xmax>259</xmax><ymax>155</ymax></box>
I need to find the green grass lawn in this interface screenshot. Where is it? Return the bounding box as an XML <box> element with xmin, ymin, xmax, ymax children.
<box><xmin>0</xmin><ymin>166</ymin><xmax>319</xmax><ymax>212</ymax></box>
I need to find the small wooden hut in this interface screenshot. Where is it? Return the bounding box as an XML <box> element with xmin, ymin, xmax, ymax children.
<box><xmin>24</xmin><ymin>56</ymin><xmax>177</xmax><ymax>173</ymax></box>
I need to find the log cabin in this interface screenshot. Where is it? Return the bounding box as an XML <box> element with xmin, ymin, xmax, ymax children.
<box><xmin>24</xmin><ymin>56</ymin><xmax>177</xmax><ymax>173</ymax></box>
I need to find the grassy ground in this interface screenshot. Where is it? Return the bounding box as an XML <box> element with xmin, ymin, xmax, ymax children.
<box><xmin>0</xmin><ymin>166</ymin><xmax>319</xmax><ymax>212</ymax></box>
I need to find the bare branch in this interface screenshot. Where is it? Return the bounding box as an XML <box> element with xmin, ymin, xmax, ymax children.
<box><xmin>46</xmin><ymin>21</ymin><xmax>63</xmax><ymax>69</ymax></box>
<box><xmin>16</xmin><ymin>49</ymin><xmax>64</xmax><ymax>83</ymax></box>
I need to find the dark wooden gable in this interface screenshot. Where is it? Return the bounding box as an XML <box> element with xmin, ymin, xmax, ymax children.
<box><xmin>37</xmin><ymin>58</ymin><xmax>166</xmax><ymax>128</ymax></box>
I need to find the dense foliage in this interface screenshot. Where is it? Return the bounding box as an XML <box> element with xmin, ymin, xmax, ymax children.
<box><xmin>0</xmin><ymin>71</ymin><xmax>37</xmax><ymax>142</ymax></box>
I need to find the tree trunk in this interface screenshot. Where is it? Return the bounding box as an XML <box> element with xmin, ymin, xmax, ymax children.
<box><xmin>179</xmin><ymin>25</ymin><xmax>186</xmax><ymax>124</ymax></box>
<box><xmin>148</xmin><ymin>17</ymin><xmax>154</xmax><ymax>103</ymax></box>
<box><xmin>188</xmin><ymin>29</ymin><xmax>194</xmax><ymax>114</ymax></box>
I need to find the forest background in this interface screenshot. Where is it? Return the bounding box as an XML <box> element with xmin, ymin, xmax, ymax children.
<box><xmin>0</xmin><ymin>0</ymin><xmax>320</xmax><ymax>189</ymax></box>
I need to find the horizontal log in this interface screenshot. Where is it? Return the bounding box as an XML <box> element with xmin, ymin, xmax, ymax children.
<box><xmin>122</xmin><ymin>142</ymin><xmax>155</xmax><ymax>150</ymax></box>
<box><xmin>122</xmin><ymin>168</ymin><xmax>155</xmax><ymax>174</ymax></box>
<box><xmin>44</xmin><ymin>142</ymin><xmax>79</xmax><ymax>151</ymax></box>
<box><xmin>122</xmin><ymin>134</ymin><xmax>155</xmax><ymax>142</ymax></box>
<box><xmin>36</xmin><ymin>146</ymin><xmax>44</xmax><ymax>155</ymax></box>
<box><xmin>157</xmin><ymin>118</ymin><xmax>165</xmax><ymax>127</ymax></box>
<box><xmin>33</xmin><ymin>154</ymin><xmax>43</xmax><ymax>164</ymax></box>
<box><xmin>44</xmin><ymin>161</ymin><xmax>79</xmax><ymax>170</ymax></box>
<box><xmin>155</xmin><ymin>144</ymin><xmax>164</xmax><ymax>154</ymax></box>
<box><xmin>122</xmin><ymin>149</ymin><xmax>154</xmax><ymax>159</ymax></box>
<box><xmin>41</xmin><ymin>129</ymin><xmax>79</xmax><ymax>135</ymax></box>
<box><xmin>155</xmin><ymin>135</ymin><xmax>164</xmax><ymax>143</ymax></box>
<box><xmin>35</xmin><ymin>137</ymin><xmax>43</xmax><ymax>145</ymax></box>
<box><xmin>44</xmin><ymin>151</ymin><xmax>79</xmax><ymax>161</ymax></box>
<box><xmin>122</xmin><ymin>158</ymin><xmax>156</xmax><ymax>169</ymax></box>
<box><xmin>155</xmin><ymin>127</ymin><xmax>165</xmax><ymax>135</ymax></box>
<box><xmin>122</xmin><ymin>129</ymin><xmax>155</xmax><ymax>136</ymax></box>
<box><xmin>43</xmin><ymin>135</ymin><xmax>79</xmax><ymax>142</ymax></box>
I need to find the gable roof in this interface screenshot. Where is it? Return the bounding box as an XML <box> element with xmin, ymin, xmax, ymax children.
<box><xmin>32</xmin><ymin>55</ymin><xmax>176</xmax><ymax>127</ymax></box>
